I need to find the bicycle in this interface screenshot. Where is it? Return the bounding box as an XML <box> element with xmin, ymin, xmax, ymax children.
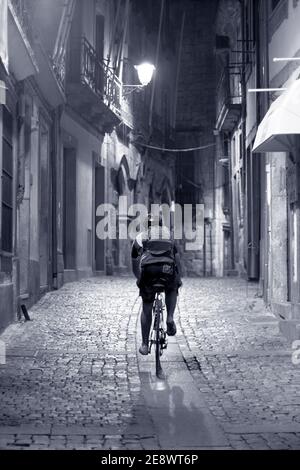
<box><xmin>148</xmin><ymin>282</ymin><xmax>168</xmax><ymax>379</ymax></box>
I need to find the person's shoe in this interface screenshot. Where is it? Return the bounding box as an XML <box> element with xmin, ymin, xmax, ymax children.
<box><xmin>139</xmin><ymin>343</ymin><xmax>149</xmax><ymax>355</ymax></box>
<box><xmin>167</xmin><ymin>321</ymin><xmax>177</xmax><ymax>336</ymax></box>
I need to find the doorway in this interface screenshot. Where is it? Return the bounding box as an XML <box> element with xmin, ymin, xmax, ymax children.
<box><xmin>39</xmin><ymin>125</ymin><xmax>50</xmax><ymax>290</ymax></box>
<box><xmin>247</xmin><ymin>146</ymin><xmax>261</xmax><ymax>280</ymax></box>
<box><xmin>95</xmin><ymin>164</ymin><xmax>105</xmax><ymax>271</ymax></box>
<box><xmin>63</xmin><ymin>148</ymin><xmax>77</xmax><ymax>270</ymax></box>
<box><xmin>223</xmin><ymin>225</ymin><xmax>232</xmax><ymax>274</ymax></box>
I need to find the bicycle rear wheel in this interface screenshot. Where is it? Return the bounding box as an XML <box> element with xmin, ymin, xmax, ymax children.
<box><xmin>155</xmin><ymin>302</ymin><xmax>163</xmax><ymax>378</ymax></box>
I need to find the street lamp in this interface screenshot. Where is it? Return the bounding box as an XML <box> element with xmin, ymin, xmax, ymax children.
<box><xmin>134</xmin><ymin>63</ymin><xmax>155</xmax><ymax>86</ymax></box>
<box><xmin>122</xmin><ymin>62</ymin><xmax>155</xmax><ymax>96</ymax></box>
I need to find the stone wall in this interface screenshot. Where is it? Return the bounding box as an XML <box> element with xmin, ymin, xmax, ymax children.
<box><xmin>175</xmin><ymin>0</ymin><xmax>218</xmax><ymax>276</ymax></box>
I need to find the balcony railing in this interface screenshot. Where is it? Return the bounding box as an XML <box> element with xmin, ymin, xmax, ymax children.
<box><xmin>51</xmin><ymin>0</ymin><xmax>77</xmax><ymax>91</ymax></box>
<box><xmin>81</xmin><ymin>37</ymin><xmax>121</xmax><ymax>115</ymax></box>
<box><xmin>52</xmin><ymin>54</ymin><xmax>66</xmax><ymax>90</ymax></box>
<box><xmin>10</xmin><ymin>0</ymin><xmax>33</xmax><ymax>43</ymax></box>
<box><xmin>216</xmin><ymin>70</ymin><xmax>242</xmax><ymax>117</ymax></box>
<box><xmin>10</xmin><ymin>0</ymin><xmax>66</xmax><ymax>93</ymax></box>
<box><xmin>216</xmin><ymin>69</ymin><xmax>242</xmax><ymax>131</ymax></box>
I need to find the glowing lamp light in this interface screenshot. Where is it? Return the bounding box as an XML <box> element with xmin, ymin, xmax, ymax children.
<box><xmin>122</xmin><ymin>62</ymin><xmax>156</xmax><ymax>96</ymax></box>
<box><xmin>134</xmin><ymin>63</ymin><xmax>155</xmax><ymax>87</ymax></box>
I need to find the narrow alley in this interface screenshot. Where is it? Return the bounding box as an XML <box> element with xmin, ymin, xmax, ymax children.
<box><xmin>2</xmin><ymin>0</ymin><xmax>300</xmax><ymax>456</ymax></box>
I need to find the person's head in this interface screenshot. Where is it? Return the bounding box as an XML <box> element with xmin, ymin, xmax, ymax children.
<box><xmin>143</xmin><ymin>212</ymin><xmax>163</xmax><ymax>230</ymax></box>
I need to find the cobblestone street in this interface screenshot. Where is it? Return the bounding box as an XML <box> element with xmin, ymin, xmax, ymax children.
<box><xmin>0</xmin><ymin>277</ymin><xmax>300</xmax><ymax>450</ymax></box>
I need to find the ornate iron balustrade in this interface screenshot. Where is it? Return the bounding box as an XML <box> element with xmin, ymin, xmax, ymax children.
<box><xmin>52</xmin><ymin>0</ymin><xmax>76</xmax><ymax>92</ymax></box>
<box><xmin>10</xmin><ymin>0</ymin><xmax>65</xmax><ymax>90</ymax></box>
<box><xmin>269</xmin><ymin>0</ymin><xmax>288</xmax><ymax>41</ymax></box>
<box><xmin>216</xmin><ymin>68</ymin><xmax>242</xmax><ymax>129</ymax></box>
<box><xmin>52</xmin><ymin>54</ymin><xmax>66</xmax><ymax>90</ymax></box>
<box><xmin>81</xmin><ymin>37</ymin><xmax>121</xmax><ymax>115</ymax></box>
<box><xmin>10</xmin><ymin>0</ymin><xmax>33</xmax><ymax>43</ymax></box>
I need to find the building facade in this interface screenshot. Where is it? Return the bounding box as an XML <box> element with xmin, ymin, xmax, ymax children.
<box><xmin>0</xmin><ymin>0</ymin><xmax>62</xmax><ymax>329</ymax></box>
<box><xmin>215</xmin><ymin>0</ymin><xmax>300</xmax><ymax>339</ymax></box>
<box><xmin>260</xmin><ymin>0</ymin><xmax>300</xmax><ymax>339</ymax></box>
<box><xmin>0</xmin><ymin>0</ymin><xmax>177</xmax><ymax>331</ymax></box>
<box><xmin>174</xmin><ymin>0</ymin><xmax>220</xmax><ymax>276</ymax></box>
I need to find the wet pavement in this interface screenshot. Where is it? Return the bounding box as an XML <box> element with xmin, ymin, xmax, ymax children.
<box><xmin>0</xmin><ymin>276</ymin><xmax>300</xmax><ymax>449</ymax></box>
<box><xmin>178</xmin><ymin>278</ymin><xmax>300</xmax><ymax>450</ymax></box>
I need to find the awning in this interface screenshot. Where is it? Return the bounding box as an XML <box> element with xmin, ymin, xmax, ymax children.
<box><xmin>0</xmin><ymin>0</ymin><xmax>8</xmax><ymax>72</ymax></box>
<box><xmin>253</xmin><ymin>79</ymin><xmax>300</xmax><ymax>153</ymax></box>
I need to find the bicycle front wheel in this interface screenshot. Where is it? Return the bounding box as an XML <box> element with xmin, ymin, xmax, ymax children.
<box><xmin>155</xmin><ymin>307</ymin><xmax>162</xmax><ymax>378</ymax></box>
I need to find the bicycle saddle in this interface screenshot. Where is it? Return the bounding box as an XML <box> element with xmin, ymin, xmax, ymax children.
<box><xmin>152</xmin><ymin>282</ymin><xmax>165</xmax><ymax>292</ymax></box>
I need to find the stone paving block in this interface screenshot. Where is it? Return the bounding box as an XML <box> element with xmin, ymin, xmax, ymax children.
<box><xmin>32</xmin><ymin>436</ymin><xmax>50</xmax><ymax>444</ymax></box>
<box><xmin>230</xmin><ymin>442</ymin><xmax>251</xmax><ymax>450</ymax></box>
<box><xmin>1</xmin><ymin>278</ymin><xmax>300</xmax><ymax>449</ymax></box>
<box><xmin>0</xmin><ymin>426</ymin><xmax>51</xmax><ymax>435</ymax></box>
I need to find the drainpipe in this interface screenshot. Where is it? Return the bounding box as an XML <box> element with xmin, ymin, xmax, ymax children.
<box><xmin>117</xmin><ymin>0</ymin><xmax>130</xmax><ymax>82</ymax></box>
<box><xmin>15</xmin><ymin>91</ymin><xmax>26</xmax><ymax>318</ymax></box>
<box><xmin>238</xmin><ymin>0</ymin><xmax>252</xmax><ymax>279</ymax></box>
<box><xmin>255</xmin><ymin>0</ymin><xmax>264</xmax><ymax>289</ymax></box>
<box><xmin>210</xmin><ymin>220</ymin><xmax>213</xmax><ymax>276</ymax></box>
<box><xmin>228</xmin><ymin>146</ymin><xmax>235</xmax><ymax>270</ymax></box>
<box><xmin>149</xmin><ymin>0</ymin><xmax>165</xmax><ymax>134</ymax></box>
<box><xmin>263</xmin><ymin>0</ymin><xmax>271</xmax><ymax>304</ymax></box>
<box><xmin>203</xmin><ymin>221</ymin><xmax>206</xmax><ymax>276</ymax></box>
<box><xmin>51</xmin><ymin>106</ymin><xmax>62</xmax><ymax>290</ymax></box>
<box><xmin>239</xmin><ymin>0</ymin><xmax>247</xmax><ymax>196</ymax></box>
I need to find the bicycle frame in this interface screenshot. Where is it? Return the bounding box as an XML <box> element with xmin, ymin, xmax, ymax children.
<box><xmin>149</xmin><ymin>291</ymin><xmax>168</xmax><ymax>379</ymax></box>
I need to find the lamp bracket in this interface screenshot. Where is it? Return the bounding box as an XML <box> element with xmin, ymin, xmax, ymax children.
<box><xmin>122</xmin><ymin>84</ymin><xmax>145</xmax><ymax>96</ymax></box>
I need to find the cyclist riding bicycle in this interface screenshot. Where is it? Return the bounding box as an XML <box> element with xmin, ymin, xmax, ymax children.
<box><xmin>131</xmin><ymin>213</ymin><xmax>182</xmax><ymax>355</ymax></box>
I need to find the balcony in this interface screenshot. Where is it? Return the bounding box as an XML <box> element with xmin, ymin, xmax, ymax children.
<box><xmin>52</xmin><ymin>54</ymin><xmax>66</xmax><ymax>91</ymax></box>
<box><xmin>8</xmin><ymin>0</ymin><xmax>38</xmax><ymax>81</ymax></box>
<box><xmin>66</xmin><ymin>37</ymin><xmax>122</xmax><ymax>132</ymax></box>
<box><xmin>9</xmin><ymin>0</ymin><xmax>65</xmax><ymax>106</ymax></box>
<box><xmin>10</xmin><ymin>0</ymin><xmax>33</xmax><ymax>43</ymax></box>
<box><xmin>216</xmin><ymin>69</ymin><xmax>242</xmax><ymax>132</ymax></box>
<box><xmin>269</xmin><ymin>0</ymin><xmax>288</xmax><ymax>41</ymax></box>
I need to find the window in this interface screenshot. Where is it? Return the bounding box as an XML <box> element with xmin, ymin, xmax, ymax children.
<box><xmin>272</xmin><ymin>0</ymin><xmax>281</xmax><ymax>10</ymax></box>
<box><xmin>269</xmin><ymin>0</ymin><xmax>288</xmax><ymax>40</ymax></box>
<box><xmin>244</xmin><ymin>0</ymin><xmax>258</xmax><ymax>74</ymax></box>
<box><xmin>175</xmin><ymin>153</ymin><xmax>198</xmax><ymax>207</ymax></box>
<box><xmin>1</xmin><ymin>106</ymin><xmax>13</xmax><ymax>253</ymax></box>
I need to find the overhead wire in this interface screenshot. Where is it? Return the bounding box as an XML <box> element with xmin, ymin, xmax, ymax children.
<box><xmin>135</xmin><ymin>142</ymin><xmax>216</xmax><ymax>153</ymax></box>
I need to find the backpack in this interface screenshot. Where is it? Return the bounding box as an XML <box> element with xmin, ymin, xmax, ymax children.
<box><xmin>140</xmin><ymin>239</ymin><xmax>176</xmax><ymax>272</ymax></box>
